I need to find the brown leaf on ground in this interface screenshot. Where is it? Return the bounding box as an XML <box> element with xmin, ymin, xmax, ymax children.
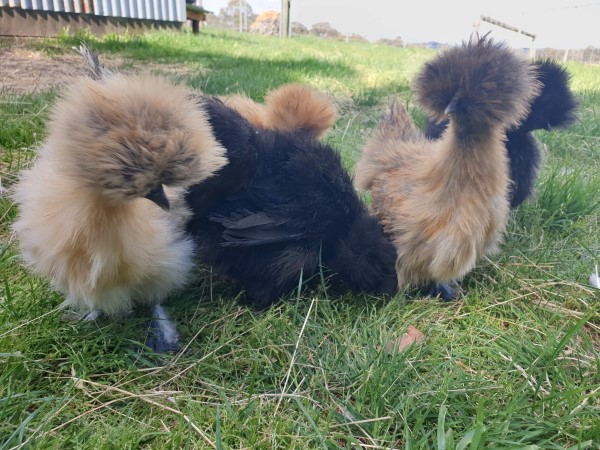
<box><xmin>383</xmin><ymin>325</ymin><xmax>425</xmax><ymax>354</ymax></box>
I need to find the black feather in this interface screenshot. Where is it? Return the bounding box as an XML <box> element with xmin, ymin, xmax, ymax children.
<box><xmin>186</xmin><ymin>98</ymin><xmax>398</xmax><ymax>308</ymax></box>
<box><xmin>210</xmin><ymin>210</ymin><xmax>301</xmax><ymax>246</ymax></box>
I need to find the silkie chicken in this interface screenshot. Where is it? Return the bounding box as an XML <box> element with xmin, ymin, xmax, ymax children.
<box><xmin>184</xmin><ymin>97</ymin><xmax>398</xmax><ymax>309</ymax></box>
<box><xmin>12</xmin><ymin>68</ymin><xmax>228</xmax><ymax>352</ymax></box>
<box><xmin>221</xmin><ymin>83</ymin><xmax>338</xmax><ymax>139</ymax></box>
<box><xmin>425</xmin><ymin>59</ymin><xmax>578</xmax><ymax>208</ymax></box>
<box><xmin>354</xmin><ymin>36</ymin><xmax>541</xmax><ymax>300</ymax></box>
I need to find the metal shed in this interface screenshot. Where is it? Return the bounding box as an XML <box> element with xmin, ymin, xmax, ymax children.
<box><xmin>0</xmin><ymin>0</ymin><xmax>187</xmax><ymax>36</ymax></box>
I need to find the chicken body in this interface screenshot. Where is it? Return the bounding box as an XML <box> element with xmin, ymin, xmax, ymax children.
<box><xmin>185</xmin><ymin>97</ymin><xmax>397</xmax><ymax>308</ymax></box>
<box><xmin>355</xmin><ymin>37</ymin><xmax>541</xmax><ymax>293</ymax></box>
<box><xmin>14</xmin><ymin>166</ymin><xmax>194</xmax><ymax>316</ymax></box>
<box><xmin>12</xmin><ymin>73</ymin><xmax>227</xmax><ymax>350</ymax></box>
<box><xmin>425</xmin><ymin>59</ymin><xmax>578</xmax><ymax>208</ymax></box>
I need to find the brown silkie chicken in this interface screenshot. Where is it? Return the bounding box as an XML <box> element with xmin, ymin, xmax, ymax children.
<box><xmin>222</xmin><ymin>83</ymin><xmax>338</xmax><ymax>139</ymax></box>
<box><xmin>12</xmin><ymin>70</ymin><xmax>227</xmax><ymax>351</ymax></box>
<box><xmin>354</xmin><ymin>37</ymin><xmax>541</xmax><ymax>299</ymax></box>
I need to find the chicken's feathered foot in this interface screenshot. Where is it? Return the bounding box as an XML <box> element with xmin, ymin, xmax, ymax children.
<box><xmin>83</xmin><ymin>310</ymin><xmax>101</xmax><ymax>321</ymax></box>
<box><xmin>406</xmin><ymin>282</ymin><xmax>459</xmax><ymax>301</ymax></box>
<box><xmin>421</xmin><ymin>282</ymin><xmax>459</xmax><ymax>301</ymax></box>
<box><xmin>82</xmin><ymin>306</ymin><xmax>179</xmax><ymax>352</ymax></box>
<box><xmin>145</xmin><ymin>305</ymin><xmax>180</xmax><ymax>353</ymax></box>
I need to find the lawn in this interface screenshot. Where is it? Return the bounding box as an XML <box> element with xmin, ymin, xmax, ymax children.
<box><xmin>0</xmin><ymin>28</ymin><xmax>599</xmax><ymax>449</ymax></box>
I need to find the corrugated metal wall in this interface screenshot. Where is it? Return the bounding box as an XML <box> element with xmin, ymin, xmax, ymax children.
<box><xmin>0</xmin><ymin>0</ymin><xmax>186</xmax><ymax>22</ymax></box>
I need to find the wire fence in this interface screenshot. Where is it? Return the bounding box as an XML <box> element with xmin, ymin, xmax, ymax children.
<box><xmin>477</xmin><ymin>16</ymin><xmax>600</xmax><ymax>65</ymax></box>
<box><xmin>536</xmin><ymin>47</ymin><xmax>600</xmax><ymax>64</ymax></box>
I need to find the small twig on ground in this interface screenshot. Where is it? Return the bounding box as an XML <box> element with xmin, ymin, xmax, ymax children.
<box><xmin>499</xmin><ymin>352</ymin><xmax>550</xmax><ymax>396</ymax></box>
<box><xmin>275</xmin><ymin>297</ymin><xmax>316</xmax><ymax>414</ymax></box>
<box><xmin>570</xmin><ymin>385</ymin><xmax>600</xmax><ymax>414</ymax></box>
<box><xmin>330</xmin><ymin>416</ymin><xmax>392</xmax><ymax>429</ymax></box>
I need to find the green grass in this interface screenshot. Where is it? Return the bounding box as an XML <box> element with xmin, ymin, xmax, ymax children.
<box><xmin>1</xmin><ymin>29</ymin><xmax>599</xmax><ymax>449</ymax></box>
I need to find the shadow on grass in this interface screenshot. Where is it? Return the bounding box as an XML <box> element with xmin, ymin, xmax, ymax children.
<box><xmin>45</xmin><ymin>34</ymin><xmax>359</xmax><ymax>99</ymax></box>
<box><xmin>31</xmin><ymin>32</ymin><xmax>416</xmax><ymax>103</ymax></box>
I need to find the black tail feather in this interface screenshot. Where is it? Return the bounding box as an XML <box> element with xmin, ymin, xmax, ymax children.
<box><xmin>520</xmin><ymin>59</ymin><xmax>578</xmax><ymax>132</ymax></box>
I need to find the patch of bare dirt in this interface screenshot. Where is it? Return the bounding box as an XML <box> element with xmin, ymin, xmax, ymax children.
<box><xmin>0</xmin><ymin>39</ymin><xmax>197</xmax><ymax>95</ymax></box>
<box><xmin>1</xmin><ymin>47</ymin><xmax>81</xmax><ymax>94</ymax></box>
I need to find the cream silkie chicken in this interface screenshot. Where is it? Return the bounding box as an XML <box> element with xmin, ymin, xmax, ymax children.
<box><xmin>12</xmin><ymin>55</ymin><xmax>227</xmax><ymax>351</ymax></box>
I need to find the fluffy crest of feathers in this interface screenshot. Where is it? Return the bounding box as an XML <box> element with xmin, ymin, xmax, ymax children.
<box><xmin>12</xmin><ymin>72</ymin><xmax>227</xmax><ymax>317</ymax></box>
<box><xmin>222</xmin><ymin>84</ymin><xmax>338</xmax><ymax>139</ymax></box>
<box><xmin>185</xmin><ymin>97</ymin><xmax>397</xmax><ymax>308</ymax></box>
<box><xmin>415</xmin><ymin>35</ymin><xmax>541</xmax><ymax>134</ymax></box>
<box><xmin>47</xmin><ymin>74</ymin><xmax>227</xmax><ymax>206</ymax></box>
<box><xmin>355</xmin><ymin>36</ymin><xmax>541</xmax><ymax>296</ymax></box>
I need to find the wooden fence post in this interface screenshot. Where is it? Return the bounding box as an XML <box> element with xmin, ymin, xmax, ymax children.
<box><xmin>280</xmin><ymin>0</ymin><xmax>290</xmax><ymax>37</ymax></box>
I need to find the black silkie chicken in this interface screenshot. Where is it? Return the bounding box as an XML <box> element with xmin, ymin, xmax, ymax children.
<box><xmin>425</xmin><ymin>59</ymin><xmax>578</xmax><ymax>208</ymax></box>
<box><xmin>185</xmin><ymin>97</ymin><xmax>398</xmax><ymax>308</ymax></box>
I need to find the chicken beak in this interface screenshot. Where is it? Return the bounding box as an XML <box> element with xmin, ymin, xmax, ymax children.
<box><xmin>444</xmin><ymin>97</ymin><xmax>459</xmax><ymax>116</ymax></box>
<box><xmin>145</xmin><ymin>184</ymin><xmax>170</xmax><ymax>210</ymax></box>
